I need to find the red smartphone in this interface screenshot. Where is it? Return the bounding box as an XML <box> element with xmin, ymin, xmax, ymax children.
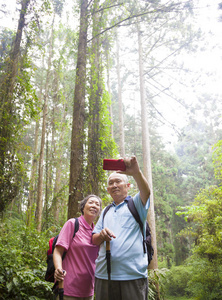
<box><xmin>103</xmin><ymin>159</ymin><xmax>126</xmax><ymax>171</ymax></box>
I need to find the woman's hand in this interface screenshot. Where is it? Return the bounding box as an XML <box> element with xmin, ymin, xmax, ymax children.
<box><xmin>53</xmin><ymin>245</ymin><xmax>66</xmax><ymax>281</ymax></box>
<box><xmin>54</xmin><ymin>267</ymin><xmax>66</xmax><ymax>281</ymax></box>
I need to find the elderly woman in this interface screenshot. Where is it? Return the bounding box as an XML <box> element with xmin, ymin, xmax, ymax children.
<box><xmin>53</xmin><ymin>194</ymin><xmax>102</xmax><ymax>300</ymax></box>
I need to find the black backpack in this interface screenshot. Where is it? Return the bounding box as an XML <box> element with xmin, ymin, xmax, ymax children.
<box><xmin>103</xmin><ymin>198</ymin><xmax>154</xmax><ymax>265</ymax></box>
<box><xmin>45</xmin><ymin>218</ymin><xmax>79</xmax><ymax>282</ymax></box>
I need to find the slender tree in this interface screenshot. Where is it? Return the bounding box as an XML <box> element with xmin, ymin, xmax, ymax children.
<box><xmin>137</xmin><ymin>23</ymin><xmax>158</xmax><ymax>272</ymax></box>
<box><xmin>105</xmin><ymin>41</ymin><xmax>114</xmax><ymax>139</ymax></box>
<box><xmin>36</xmin><ymin>13</ymin><xmax>55</xmax><ymax>231</ymax></box>
<box><xmin>116</xmin><ymin>31</ymin><xmax>125</xmax><ymax>157</ymax></box>
<box><xmin>26</xmin><ymin>120</ymin><xmax>39</xmax><ymax>226</ymax></box>
<box><xmin>68</xmin><ymin>0</ymin><xmax>88</xmax><ymax>219</ymax></box>
<box><xmin>86</xmin><ymin>0</ymin><xmax>103</xmax><ymax>195</ymax></box>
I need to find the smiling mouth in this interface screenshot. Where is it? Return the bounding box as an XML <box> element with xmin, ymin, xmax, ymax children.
<box><xmin>112</xmin><ymin>189</ymin><xmax>119</xmax><ymax>193</ymax></box>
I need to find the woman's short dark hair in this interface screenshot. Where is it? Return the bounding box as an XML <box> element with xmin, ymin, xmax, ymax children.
<box><xmin>79</xmin><ymin>194</ymin><xmax>102</xmax><ymax>215</ymax></box>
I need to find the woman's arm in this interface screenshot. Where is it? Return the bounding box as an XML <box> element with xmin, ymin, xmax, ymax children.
<box><xmin>53</xmin><ymin>245</ymin><xmax>66</xmax><ymax>281</ymax></box>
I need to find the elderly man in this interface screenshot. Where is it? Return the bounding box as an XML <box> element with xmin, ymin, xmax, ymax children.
<box><xmin>92</xmin><ymin>156</ymin><xmax>150</xmax><ymax>300</ymax></box>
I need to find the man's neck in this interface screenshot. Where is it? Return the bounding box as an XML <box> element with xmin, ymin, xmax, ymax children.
<box><xmin>113</xmin><ymin>195</ymin><xmax>127</xmax><ymax>205</ymax></box>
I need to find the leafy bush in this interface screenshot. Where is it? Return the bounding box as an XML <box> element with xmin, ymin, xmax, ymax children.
<box><xmin>186</xmin><ymin>255</ymin><xmax>222</xmax><ymax>300</ymax></box>
<box><xmin>163</xmin><ymin>256</ymin><xmax>222</xmax><ymax>300</ymax></box>
<box><xmin>172</xmin><ymin>143</ymin><xmax>222</xmax><ymax>299</ymax></box>
<box><xmin>0</xmin><ymin>214</ymin><xmax>54</xmax><ymax>299</ymax></box>
<box><xmin>163</xmin><ymin>265</ymin><xmax>192</xmax><ymax>297</ymax></box>
<box><xmin>148</xmin><ymin>268</ymin><xmax>169</xmax><ymax>299</ymax></box>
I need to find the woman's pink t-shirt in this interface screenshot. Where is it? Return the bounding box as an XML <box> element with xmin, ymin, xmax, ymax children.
<box><xmin>56</xmin><ymin>215</ymin><xmax>99</xmax><ymax>297</ymax></box>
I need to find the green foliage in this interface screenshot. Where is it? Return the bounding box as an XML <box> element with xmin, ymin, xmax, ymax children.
<box><xmin>85</xmin><ymin>5</ymin><xmax>119</xmax><ymax>197</ymax></box>
<box><xmin>0</xmin><ymin>29</ymin><xmax>15</xmax><ymax>69</ymax></box>
<box><xmin>173</xmin><ymin>141</ymin><xmax>222</xmax><ymax>299</ymax></box>
<box><xmin>164</xmin><ymin>256</ymin><xmax>222</xmax><ymax>299</ymax></box>
<box><xmin>152</xmin><ymin>144</ymin><xmax>186</xmax><ymax>265</ymax></box>
<box><xmin>171</xmin><ymin>121</ymin><xmax>222</xmax><ymax>265</ymax></box>
<box><xmin>14</xmin><ymin>56</ymin><xmax>39</xmax><ymax>123</ymax></box>
<box><xmin>148</xmin><ymin>268</ymin><xmax>169</xmax><ymax>300</ymax></box>
<box><xmin>166</xmin><ymin>296</ymin><xmax>195</xmax><ymax>300</ymax></box>
<box><xmin>212</xmin><ymin>140</ymin><xmax>222</xmax><ymax>181</ymax></box>
<box><xmin>177</xmin><ymin>185</ymin><xmax>222</xmax><ymax>261</ymax></box>
<box><xmin>0</xmin><ymin>45</ymin><xmax>39</xmax><ymax>213</ymax></box>
<box><xmin>176</xmin><ymin>120</ymin><xmax>218</xmax><ymax>204</ymax></box>
<box><xmin>185</xmin><ymin>256</ymin><xmax>222</xmax><ymax>300</ymax></box>
<box><xmin>0</xmin><ymin>151</ymin><xmax>27</xmax><ymax>214</ymax></box>
<box><xmin>0</xmin><ymin>214</ymin><xmax>54</xmax><ymax>299</ymax></box>
<box><xmin>163</xmin><ymin>265</ymin><xmax>192</xmax><ymax>297</ymax></box>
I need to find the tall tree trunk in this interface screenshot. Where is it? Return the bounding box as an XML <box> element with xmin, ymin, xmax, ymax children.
<box><xmin>52</xmin><ymin>108</ymin><xmax>68</xmax><ymax>222</ymax></box>
<box><xmin>46</xmin><ymin>66</ymin><xmax>67</xmax><ymax>223</ymax></box>
<box><xmin>53</xmin><ymin>163</ymin><xmax>62</xmax><ymax>222</ymax></box>
<box><xmin>0</xmin><ymin>0</ymin><xmax>30</xmax><ymax>212</ymax></box>
<box><xmin>27</xmin><ymin>53</ymin><xmax>44</xmax><ymax>226</ymax></box>
<box><xmin>36</xmin><ymin>14</ymin><xmax>55</xmax><ymax>231</ymax></box>
<box><xmin>0</xmin><ymin>0</ymin><xmax>30</xmax><ymax>122</ymax></box>
<box><xmin>68</xmin><ymin>0</ymin><xmax>88</xmax><ymax>219</ymax></box>
<box><xmin>45</xmin><ymin>129</ymin><xmax>49</xmax><ymax>227</ymax></box>
<box><xmin>106</xmin><ymin>47</ymin><xmax>114</xmax><ymax>139</ymax></box>
<box><xmin>51</xmin><ymin>120</ymin><xmax>67</xmax><ymax>223</ymax></box>
<box><xmin>86</xmin><ymin>0</ymin><xmax>103</xmax><ymax>195</ymax></box>
<box><xmin>137</xmin><ymin>24</ymin><xmax>158</xmax><ymax>272</ymax></box>
<box><xmin>36</xmin><ymin>96</ymin><xmax>47</xmax><ymax>232</ymax></box>
<box><xmin>26</xmin><ymin>120</ymin><xmax>39</xmax><ymax>226</ymax></box>
<box><xmin>44</xmin><ymin>76</ymin><xmax>57</xmax><ymax>228</ymax></box>
<box><xmin>116</xmin><ymin>33</ymin><xmax>125</xmax><ymax>157</ymax></box>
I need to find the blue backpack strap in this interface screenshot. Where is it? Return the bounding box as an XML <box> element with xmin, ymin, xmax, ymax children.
<box><xmin>127</xmin><ymin>197</ymin><xmax>146</xmax><ymax>253</ymax></box>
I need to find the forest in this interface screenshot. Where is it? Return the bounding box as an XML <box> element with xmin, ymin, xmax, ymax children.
<box><xmin>0</xmin><ymin>0</ymin><xmax>222</xmax><ymax>299</ymax></box>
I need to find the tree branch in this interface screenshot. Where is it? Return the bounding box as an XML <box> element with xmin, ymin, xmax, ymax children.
<box><xmin>92</xmin><ymin>3</ymin><xmax>124</xmax><ymax>15</ymax></box>
<box><xmin>144</xmin><ymin>40</ymin><xmax>192</xmax><ymax>76</ymax></box>
<box><xmin>146</xmin><ymin>94</ymin><xmax>182</xmax><ymax>136</ymax></box>
<box><xmin>146</xmin><ymin>77</ymin><xmax>187</xmax><ymax>108</ymax></box>
<box><xmin>87</xmin><ymin>2</ymin><xmax>182</xmax><ymax>43</ymax></box>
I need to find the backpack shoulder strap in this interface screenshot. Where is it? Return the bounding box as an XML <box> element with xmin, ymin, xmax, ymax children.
<box><xmin>127</xmin><ymin>197</ymin><xmax>143</xmax><ymax>232</ymax></box>
<box><xmin>127</xmin><ymin>197</ymin><xmax>146</xmax><ymax>253</ymax></box>
<box><xmin>50</xmin><ymin>218</ymin><xmax>79</xmax><ymax>267</ymax></box>
<box><xmin>52</xmin><ymin>234</ymin><xmax>59</xmax><ymax>253</ymax></box>
<box><xmin>102</xmin><ymin>203</ymin><xmax>113</xmax><ymax>227</ymax></box>
<box><xmin>53</xmin><ymin>218</ymin><xmax>79</xmax><ymax>251</ymax></box>
<box><xmin>102</xmin><ymin>204</ymin><xmax>113</xmax><ymax>221</ymax></box>
<box><xmin>73</xmin><ymin>217</ymin><xmax>79</xmax><ymax>238</ymax></box>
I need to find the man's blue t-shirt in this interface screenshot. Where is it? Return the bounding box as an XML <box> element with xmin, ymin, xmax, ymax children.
<box><xmin>93</xmin><ymin>193</ymin><xmax>150</xmax><ymax>280</ymax></box>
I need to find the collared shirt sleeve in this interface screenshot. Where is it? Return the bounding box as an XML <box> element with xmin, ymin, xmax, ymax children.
<box><xmin>133</xmin><ymin>192</ymin><xmax>150</xmax><ymax>223</ymax></box>
<box><xmin>92</xmin><ymin>208</ymin><xmax>105</xmax><ymax>234</ymax></box>
<box><xmin>56</xmin><ymin>218</ymin><xmax>75</xmax><ymax>251</ymax></box>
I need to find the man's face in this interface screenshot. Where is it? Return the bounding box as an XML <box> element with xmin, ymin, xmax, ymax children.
<box><xmin>107</xmin><ymin>173</ymin><xmax>130</xmax><ymax>204</ymax></box>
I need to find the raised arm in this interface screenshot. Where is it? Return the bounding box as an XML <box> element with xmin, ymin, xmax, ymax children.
<box><xmin>119</xmin><ymin>156</ymin><xmax>150</xmax><ymax>206</ymax></box>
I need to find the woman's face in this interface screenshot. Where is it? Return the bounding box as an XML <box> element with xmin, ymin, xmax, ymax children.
<box><xmin>83</xmin><ymin>196</ymin><xmax>101</xmax><ymax>219</ymax></box>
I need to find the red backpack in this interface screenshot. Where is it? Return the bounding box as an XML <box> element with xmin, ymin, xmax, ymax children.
<box><xmin>45</xmin><ymin>218</ymin><xmax>79</xmax><ymax>282</ymax></box>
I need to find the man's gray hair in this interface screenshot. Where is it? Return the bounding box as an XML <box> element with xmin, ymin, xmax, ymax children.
<box><xmin>107</xmin><ymin>172</ymin><xmax>129</xmax><ymax>185</ymax></box>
